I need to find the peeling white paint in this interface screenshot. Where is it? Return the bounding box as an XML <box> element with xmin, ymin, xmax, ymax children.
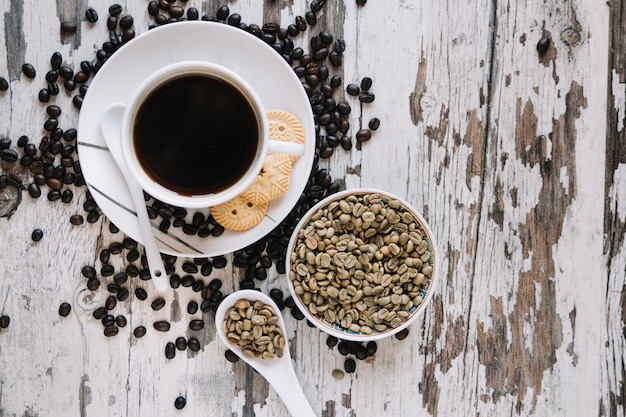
<box><xmin>612</xmin><ymin>69</ymin><xmax>626</xmax><ymax>132</ymax></box>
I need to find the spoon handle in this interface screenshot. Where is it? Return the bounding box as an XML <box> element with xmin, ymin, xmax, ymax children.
<box><xmin>127</xmin><ymin>177</ymin><xmax>167</xmax><ymax>291</ymax></box>
<box><xmin>266</xmin><ymin>362</ymin><xmax>317</xmax><ymax>417</ymax></box>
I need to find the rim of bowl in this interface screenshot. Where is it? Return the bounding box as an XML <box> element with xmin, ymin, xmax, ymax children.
<box><xmin>284</xmin><ymin>188</ymin><xmax>439</xmax><ymax>342</ymax></box>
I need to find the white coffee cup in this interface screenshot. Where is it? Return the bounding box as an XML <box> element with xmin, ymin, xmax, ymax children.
<box><xmin>117</xmin><ymin>60</ymin><xmax>304</xmax><ymax>208</ymax></box>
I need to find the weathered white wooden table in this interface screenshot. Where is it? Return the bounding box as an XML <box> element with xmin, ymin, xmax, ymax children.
<box><xmin>0</xmin><ymin>1</ymin><xmax>624</xmax><ymax>416</ymax></box>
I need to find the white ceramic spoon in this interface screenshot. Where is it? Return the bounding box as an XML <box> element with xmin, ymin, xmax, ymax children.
<box><xmin>215</xmin><ymin>290</ymin><xmax>317</xmax><ymax>417</ymax></box>
<box><xmin>100</xmin><ymin>104</ymin><xmax>168</xmax><ymax>292</ymax></box>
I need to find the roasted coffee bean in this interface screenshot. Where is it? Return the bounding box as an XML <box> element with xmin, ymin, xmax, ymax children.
<box><xmin>305</xmin><ymin>10</ymin><xmax>317</xmax><ymax>25</ymax></box>
<box><xmin>116</xmin><ymin>315</ymin><xmax>127</xmax><ymax>327</ymax></box>
<box><xmin>47</xmin><ymin>190</ymin><xmax>61</xmax><ymax>202</ymax></box>
<box><xmin>169</xmin><ymin>274</ymin><xmax>181</xmax><ymax>289</ymax></box>
<box><xmin>174</xmin><ymin>396</ymin><xmax>186</xmax><ymax>410</ymax></box>
<box><xmin>346</xmin><ymin>83</ymin><xmax>360</xmax><ymax>96</ymax></box>
<box><xmin>27</xmin><ymin>183</ymin><xmax>41</xmax><ymax>198</ymax></box>
<box><xmin>368</xmin><ymin>117</ymin><xmax>380</xmax><ymax>130</ymax></box>
<box><xmin>109</xmin><ymin>4</ymin><xmax>123</xmax><ymax>17</ymax></box>
<box><xmin>101</xmin><ymin>264</ymin><xmax>114</xmax><ymax>277</ymax></box>
<box><xmin>22</xmin><ymin>63</ymin><xmax>36</xmax><ymax>79</ymax></box>
<box><xmin>153</xmin><ymin>321</ymin><xmax>171</xmax><ymax>332</ymax></box>
<box><xmin>105</xmin><ymin>295</ymin><xmax>117</xmax><ymax>311</ymax></box>
<box><xmin>537</xmin><ymin>37</ymin><xmax>550</xmax><ymax>54</ymax></box>
<box><xmin>189</xmin><ymin>319</ymin><xmax>204</xmax><ymax>331</ymax></box>
<box><xmin>187</xmin><ymin>337</ymin><xmax>201</xmax><ymax>352</ymax></box>
<box><xmin>60</xmin><ymin>189</ymin><xmax>73</xmax><ymax>203</ymax></box>
<box><xmin>119</xmin><ymin>15</ymin><xmax>133</xmax><ymax>30</ymax></box>
<box><xmin>344</xmin><ymin>358</ymin><xmax>356</xmax><ymax>373</ymax></box>
<box><xmin>326</xmin><ymin>335</ymin><xmax>339</xmax><ymax>348</ymax></box>
<box><xmin>0</xmin><ymin>76</ymin><xmax>8</xmax><ymax>91</ymax></box>
<box><xmin>72</xmin><ymin>95</ymin><xmax>83</xmax><ymax>109</ymax></box>
<box><xmin>210</xmin><ymin>256</ymin><xmax>226</xmax><ymax>270</ymax></box>
<box><xmin>356</xmin><ymin>0</ymin><xmax>367</xmax><ymax>5</ymax></box>
<box><xmin>224</xmin><ymin>349</ymin><xmax>239</xmax><ymax>363</ymax></box>
<box><xmin>86</xmin><ymin>278</ymin><xmax>100</xmax><ymax>291</ymax></box>
<box><xmin>192</xmin><ymin>280</ymin><xmax>204</xmax><ymax>292</ymax></box>
<box><xmin>46</xmin><ymin>105</ymin><xmax>62</xmax><ymax>118</ymax></box>
<box><xmin>337</xmin><ymin>341</ymin><xmax>350</xmax><ymax>355</ymax></box>
<box><xmin>61</xmin><ymin>21</ymin><xmax>78</xmax><ymax>34</ymax></box>
<box><xmin>104</xmin><ymin>325</ymin><xmax>119</xmax><ymax>337</ymax></box>
<box><xmin>147</xmin><ymin>1</ymin><xmax>159</xmax><ymax>16</ymax></box>
<box><xmin>31</xmin><ymin>228</ymin><xmax>44</xmax><ymax>242</ymax></box>
<box><xmin>360</xmin><ymin>76</ymin><xmax>373</xmax><ymax>90</ymax></box>
<box><xmin>216</xmin><ymin>5</ymin><xmax>229</xmax><ymax>20</ymax></box>
<box><xmin>310</xmin><ymin>0</ymin><xmax>327</xmax><ymax>13</ymax></box>
<box><xmin>180</xmin><ymin>275</ymin><xmax>194</xmax><ymax>287</ymax></box>
<box><xmin>356</xmin><ymin>129</ymin><xmax>372</xmax><ymax>143</ymax></box>
<box><xmin>85</xmin><ymin>7</ymin><xmax>99</xmax><ymax>23</ymax></box>
<box><xmin>59</xmin><ymin>65</ymin><xmax>73</xmax><ymax>80</ymax></box>
<box><xmin>165</xmin><ymin>342</ymin><xmax>176</xmax><ymax>359</ymax></box>
<box><xmin>0</xmin><ymin>149</ymin><xmax>18</xmax><ymax>162</ymax></box>
<box><xmin>133</xmin><ymin>325</ymin><xmax>147</xmax><ymax>338</ymax></box>
<box><xmin>37</xmin><ymin>89</ymin><xmax>50</xmax><ymax>103</ymax></box>
<box><xmin>355</xmin><ymin>344</ymin><xmax>368</xmax><ymax>360</ymax></box>
<box><xmin>366</xmin><ymin>341</ymin><xmax>378</xmax><ymax>355</ymax></box>
<box><xmin>92</xmin><ymin>306</ymin><xmax>107</xmax><ymax>320</ymax></box>
<box><xmin>187</xmin><ymin>7</ymin><xmax>199</xmax><ymax>20</ymax></box>
<box><xmin>358</xmin><ymin>92</ymin><xmax>375</xmax><ymax>103</ymax></box>
<box><xmin>81</xmin><ymin>265</ymin><xmax>97</xmax><ymax>279</ymax></box>
<box><xmin>328</xmin><ymin>51</ymin><xmax>343</xmax><ymax>68</ymax></box>
<box><xmin>395</xmin><ymin>328</ymin><xmax>409</xmax><ymax>340</ymax></box>
<box><xmin>117</xmin><ymin>288</ymin><xmax>130</xmax><ymax>301</ymax></box>
<box><xmin>58</xmin><ymin>302</ymin><xmax>72</xmax><ymax>317</ymax></box>
<box><xmin>102</xmin><ymin>314</ymin><xmax>115</xmax><ymax>327</ymax></box>
<box><xmin>290</xmin><ymin>307</ymin><xmax>305</xmax><ymax>320</ymax></box>
<box><xmin>182</xmin><ymin>262</ymin><xmax>198</xmax><ymax>274</ymax></box>
<box><xmin>64</xmin><ymin>79</ymin><xmax>76</xmax><ymax>91</ymax></box>
<box><xmin>132</xmin><ymin>288</ymin><xmax>147</xmax><ymax>302</ymax></box>
<box><xmin>174</xmin><ymin>336</ymin><xmax>187</xmax><ymax>351</ymax></box>
<box><xmin>151</xmin><ymin>298</ymin><xmax>166</xmax><ymax>311</ymax></box>
<box><xmin>69</xmin><ymin>214</ymin><xmax>84</xmax><ymax>226</ymax></box>
<box><xmin>0</xmin><ymin>315</ymin><xmax>9</xmax><ymax>328</ymax></box>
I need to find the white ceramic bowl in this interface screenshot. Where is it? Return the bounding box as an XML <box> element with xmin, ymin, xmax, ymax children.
<box><xmin>285</xmin><ymin>188</ymin><xmax>439</xmax><ymax>341</ymax></box>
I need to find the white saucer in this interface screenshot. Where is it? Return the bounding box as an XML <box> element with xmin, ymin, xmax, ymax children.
<box><xmin>77</xmin><ymin>22</ymin><xmax>315</xmax><ymax>257</ymax></box>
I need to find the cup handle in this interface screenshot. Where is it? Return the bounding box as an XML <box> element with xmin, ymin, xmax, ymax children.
<box><xmin>267</xmin><ymin>139</ymin><xmax>305</xmax><ymax>157</ymax></box>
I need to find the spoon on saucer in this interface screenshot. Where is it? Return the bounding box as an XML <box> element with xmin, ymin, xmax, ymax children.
<box><xmin>100</xmin><ymin>104</ymin><xmax>168</xmax><ymax>292</ymax></box>
<box><xmin>215</xmin><ymin>290</ymin><xmax>317</xmax><ymax>417</ymax></box>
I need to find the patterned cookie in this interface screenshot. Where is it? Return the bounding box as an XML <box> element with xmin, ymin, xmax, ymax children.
<box><xmin>267</xmin><ymin>109</ymin><xmax>305</xmax><ymax>163</ymax></box>
<box><xmin>259</xmin><ymin>154</ymin><xmax>293</xmax><ymax>200</ymax></box>
<box><xmin>210</xmin><ymin>194</ymin><xmax>269</xmax><ymax>231</ymax></box>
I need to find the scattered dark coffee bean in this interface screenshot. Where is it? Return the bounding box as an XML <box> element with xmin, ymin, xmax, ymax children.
<box><xmin>58</xmin><ymin>302</ymin><xmax>72</xmax><ymax>317</ymax></box>
<box><xmin>170</xmin><ymin>274</ymin><xmax>181</xmax><ymax>289</ymax></box>
<box><xmin>0</xmin><ymin>315</ymin><xmax>9</xmax><ymax>328</ymax></box>
<box><xmin>290</xmin><ymin>307</ymin><xmax>305</xmax><ymax>320</ymax></box>
<box><xmin>346</xmin><ymin>83</ymin><xmax>360</xmax><ymax>96</ymax></box>
<box><xmin>189</xmin><ymin>319</ymin><xmax>204</xmax><ymax>331</ymax></box>
<box><xmin>153</xmin><ymin>321</ymin><xmax>171</xmax><ymax>332</ymax></box>
<box><xmin>356</xmin><ymin>0</ymin><xmax>367</xmax><ymax>5</ymax></box>
<box><xmin>355</xmin><ymin>344</ymin><xmax>368</xmax><ymax>360</ymax></box>
<box><xmin>31</xmin><ymin>228</ymin><xmax>44</xmax><ymax>242</ymax></box>
<box><xmin>360</xmin><ymin>76</ymin><xmax>373</xmax><ymax>90</ymax></box>
<box><xmin>72</xmin><ymin>95</ymin><xmax>83</xmax><ymax>109</ymax></box>
<box><xmin>344</xmin><ymin>358</ymin><xmax>356</xmax><ymax>373</ymax></box>
<box><xmin>366</xmin><ymin>341</ymin><xmax>378</xmax><ymax>355</ymax></box>
<box><xmin>216</xmin><ymin>5</ymin><xmax>230</xmax><ymax>20</ymax></box>
<box><xmin>187</xmin><ymin>7</ymin><xmax>199</xmax><ymax>20</ymax></box>
<box><xmin>151</xmin><ymin>298</ymin><xmax>166</xmax><ymax>311</ymax></box>
<box><xmin>175</xmin><ymin>336</ymin><xmax>187</xmax><ymax>351</ymax></box>
<box><xmin>101</xmin><ymin>264</ymin><xmax>114</xmax><ymax>277</ymax></box>
<box><xmin>28</xmin><ymin>183</ymin><xmax>41</xmax><ymax>198</ymax></box>
<box><xmin>116</xmin><ymin>315</ymin><xmax>127</xmax><ymax>327</ymax></box>
<box><xmin>358</xmin><ymin>92</ymin><xmax>375</xmax><ymax>103</ymax></box>
<box><xmin>86</xmin><ymin>278</ymin><xmax>100</xmax><ymax>291</ymax></box>
<box><xmin>133</xmin><ymin>326</ymin><xmax>147</xmax><ymax>338</ymax></box>
<box><xmin>105</xmin><ymin>295</ymin><xmax>117</xmax><ymax>310</ymax></box>
<box><xmin>69</xmin><ymin>214</ymin><xmax>84</xmax><ymax>226</ymax></box>
<box><xmin>0</xmin><ymin>76</ymin><xmax>8</xmax><ymax>91</ymax></box>
<box><xmin>109</xmin><ymin>4</ymin><xmax>123</xmax><ymax>17</ymax></box>
<box><xmin>104</xmin><ymin>325</ymin><xmax>119</xmax><ymax>337</ymax></box>
<box><xmin>182</xmin><ymin>262</ymin><xmax>198</xmax><ymax>274</ymax></box>
<box><xmin>92</xmin><ymin>306</ymin><xmax>107</xmax><ymax>320</ymax></box>
<box><xmin>224</xmin><ymin>349</ymin><xmax>239</xmax><ymax>363</ymax></box>
<box><xmin>165</xmin><ymin>342</ymin><xmax>176</xmax><ymax>359</ymax></box>
<box><xmin>37</xmin><ymin>89</ymin><xmax>50</xmax><ymax>102</ymax></box>
<box><xmin>368</xmin><ymin>117</ymin><xmax>380</xmax><ymax>130</ymax></box>
<box><xmin>355</xmin><ymin>129</ymin><xmax>372</xmax><ymax>143</ymax></box>
<box><xmin>119</xmin><ymin>15</ymin><xmax>134</xmax><ymax>30</ymax></box>
<box><xmin>134</xmin><ymin>287</ymin><xmax>148</xmax><ymax>301</ymax></box>
<box><xmin>102</xmin><ymin>314</ymin><xmax>115</xmax><ymax>327</ymax></box>
<box><xmin>337</xmin><ymin>341</ymin><xmax>350</xmax><ymax>355</ymax></box>
<box><xmin>22</xmin><ymin>63</ymin><xmax>36</xmax><ymax>79</ymax></box>
<box><xmin>395</xmin><ymin>328</ymin><xmax>409</xmax><ymax>340</ymax></box>
<box><xmin>187</xmin><ymin>337</ymin><xmax>201</xmax><ymax>352</ymax></box>
<box><xmin>61</xmin><ymin>21</ymin><xmax>78</xmax><ymax>34</ymax></box>
<box><xmin>0</xmin><ymin>149</ymin><xmax>18</xmax><ymax>162</ymax></box>
<box><xmin>537</xmin><ymin>37</ymin><xmax>550</xmax><ymax>54</ymax></box>
<box><xmin>116</xmin><ymin>288</ymin><xmax>130</xmax><ymax>301</ymax></box>
<box><xmin>187</xmin><ymin>301</ymin><xmax>199</xmax><ymax>315</ymax></box>
<box><xmin>85</xmin><ymin>8</ymin><xmax>99</xmax><ymax>23</ymax></box>
<box><xmin>174</xmin><ymin>396</ymin><xmax>186</xmax><ymax>410</ymax></box>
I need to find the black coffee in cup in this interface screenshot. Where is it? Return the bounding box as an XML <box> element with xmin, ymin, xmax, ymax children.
<box><xmin>133</xmin><ymin>74</ymin><xmax>259</xmax><ymax>196</ymax></box>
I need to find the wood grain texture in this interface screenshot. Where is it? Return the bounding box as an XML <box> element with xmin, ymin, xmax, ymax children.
<box><xmin>0</xmin><ymin>1</ymin><xmax>621</xmax><ymax>416</ymax></box>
